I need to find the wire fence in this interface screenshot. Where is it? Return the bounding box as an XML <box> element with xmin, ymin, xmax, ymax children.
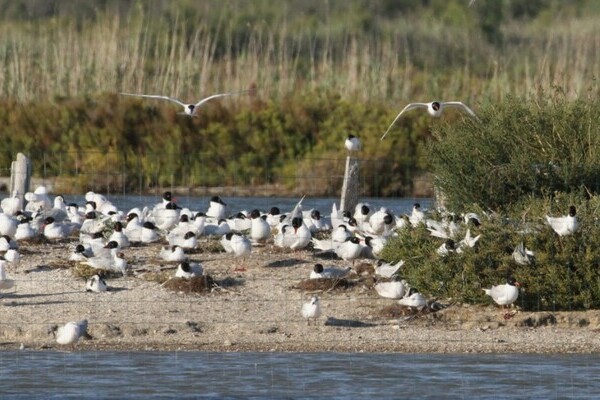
<box><xmin>0</xmin><ymin>151</ymin><xmax>434</xmax><ymax>199</ymax></box>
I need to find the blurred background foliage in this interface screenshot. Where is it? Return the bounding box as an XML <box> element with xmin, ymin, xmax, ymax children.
<box><xmin>0</xmin><ymin>0</ymin><xmax>599</xmax><ymax>197</ymax></box>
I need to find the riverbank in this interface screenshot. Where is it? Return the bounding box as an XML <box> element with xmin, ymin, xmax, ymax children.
<box><xmin>1</xmin><ymin>238</ymin><xmax>599</xmax><ymax>354</ymax></box>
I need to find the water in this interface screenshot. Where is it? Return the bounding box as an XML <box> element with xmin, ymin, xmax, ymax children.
<box><xmin>0</xmin><ymin>351</ymin><xmax>597</xmax><ymax>398</ymax></box>
<box><xmin>60</xmin><ymin>194</ymin><xmax>433</xmax><ymax>218</ymax></box>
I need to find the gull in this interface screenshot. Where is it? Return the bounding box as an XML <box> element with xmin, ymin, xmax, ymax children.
<box><xmin>119</xmin><ymin>89</ymin><xmax>252</xmax><ymax>117</ymax></box>
<box><xmin>375</xmin><ymin>277</ymin><xmax>409</xmax><ymax>299</ymax></box>
<box><xmin>229</xmin><ymin>232</ymin><xmax>252</xmax><ymax>272</ymax></box>
<box><xmin>344</xmin><ymin>134</ymin><xmax>361</xmax><ymax>152</ymax></box>
<box><xmin>160</xmin><ymin>245</ymin><xmax>188</xmax><ymax>263</ymax></box>
<box><xmin>512</xmin><ymin>242</ymin><xmax>534</xmax><ymax>265</ymax></box>
<box><xmin>409</xmin><ymin>203</ymin><xmax>425</xmax><ymax>227</ymax></box>
<box><xmin>335</xmin><ymin>236</ymin><xmax>363</xmax><ymax>265</ymax></box>
<box><xmin>309</xmin><ymin>263</ymin><xmax>351</xmax><ymax>279</ymax></box>
<box><xmin>483</xmin><ymin>277</ymin><xmax>520</xmax><ymax>307</ymax></box>
<box><xmin>175</xmin><ymin>261</ymin><xmax>204</xmax><ymax>279</ymax></box>
<box><xmin>0</xmin><ymin>258</ymin><xmax>15</xmax><ymax>292</ymax></box>
<box><xmin>51</xmin><ymin>319</ymin><xmax>89</xmax><ymax>345</ymax></box>
<box><xmin>375</xmin><ymin>260</ymin><xmax>405</xmax><ymax>278</ymax></box>
<box><xmin>546</xmin><ymin>205</ymin><xmax>578</xmax><ymax>236</ymax></box>
<box><xmin>249</xmin><ymin>209</ymin><xmax>271</xmax><ymax>243</ymax></box>
<box><xmin>301</xmin><ymin>296</ymin><xmax>322</xmax><ymax>325</ymax></box>
<box><xmin>86</xmin><ymin>274</ymin><xmax>108</xmax><ymax>293</ymax></box>
<box><xmin>398</xmin><ymin>287</ymin><xmax>428</xmax><ymax>309</ymax></box>
<box><xmin>381</xmin><ymin>101</ymin><xmax>479</xmax><ymax>140</ymax></box>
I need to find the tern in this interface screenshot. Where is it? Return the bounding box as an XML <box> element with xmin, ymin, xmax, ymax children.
<box><xmin>381</xmin><ymin>101</ymin><xmax>479</xmax><ymax>140</ymax></box>
<box><xmin>120</xmin><ymin>89</ymin><xmax>253</xmax><ymax>116</ymax></box>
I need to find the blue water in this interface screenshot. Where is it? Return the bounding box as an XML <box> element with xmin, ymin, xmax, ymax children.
<box><xmin>61</xmin><ymin>194</ymin><xmax>433</xmax><ymax>219</ymax></box>
<box><xmin>0</xmin><ymin>351</ymin><xmax>597</xmax><ymax>398</ymax></box>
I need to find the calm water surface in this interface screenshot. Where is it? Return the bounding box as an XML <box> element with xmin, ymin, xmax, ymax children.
<box><xmin>61</xmin><ymin>194</ymin><xmax>433</xmax><ymax>218</ymax></box>
<box><xmin>0</xmin><ymin>351</ymin><xmax>598</xmax><ymax>398</ymax></box>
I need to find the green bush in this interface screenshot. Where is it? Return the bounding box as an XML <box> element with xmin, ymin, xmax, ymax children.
<box><xmin>380</xmin><ymin>194</ymin><xmax>600</xmax><ymax>311</ymax></box>
<box><xmin>429</xmin><ymin>92</ymin><xmax>600</xmax><ymax>211</ymax></box>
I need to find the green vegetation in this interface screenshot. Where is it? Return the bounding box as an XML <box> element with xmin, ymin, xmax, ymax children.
<box><xmin>380</xmin><ymin>193</ymin><xmax>600</xmax><ymax>311</ymax></box>
<box><xmin>0</xmin><ymin>1</ymin><xmax>599</xmax><ymax>195</ymax></box>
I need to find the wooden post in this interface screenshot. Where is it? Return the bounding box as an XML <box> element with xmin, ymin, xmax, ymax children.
<box><xmin>10</xmin><ymin>153</ymin><xmax>31</xmax><ymax>202</ymax></box>
<box><xmin>340</xmin><ymin>155</ymin><xmax>359</xmax><ymax>214</ymax></box>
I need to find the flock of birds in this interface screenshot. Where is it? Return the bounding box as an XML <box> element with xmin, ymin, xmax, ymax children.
<box><xmin>0</xmin><ymin>92</ymin><xmax>581</xmax><ymax>344</ymax></box>
<box><xmin>0</xmin><ymin>177</ymin><xmax>581</xmax><ymax>344</ymax></box>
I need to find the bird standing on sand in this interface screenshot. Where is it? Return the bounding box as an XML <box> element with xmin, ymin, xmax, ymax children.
<box><xmin>483</xmin><ymin>277</ymin><xmax>520</xmax><ymax>308</ymax></box>
<box><xmin>120</xmin><ymin>89</ymin><xmax>253</xmax><ymax>117</ymax></box>
<box><xmin>301</xmin><ymin>296</ymin><xmax>322</xmax><ymax>325</ymax></box>
<box><xmin>381</xmin><ymin>101</ymin><xmax>479</xmax><ymax>140</ymax></box>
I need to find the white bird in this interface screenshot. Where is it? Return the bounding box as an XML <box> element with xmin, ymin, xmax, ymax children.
<box><xmin>375</xmin><ymin>260</ymin><xmax>405</xmax><ymax>278</ymax></box>
<box><xmin>0</xmin><ymin>259</ymin><xmax>15</xmax><ymax>291</ymax></box>
<box><xmin>375</xmin><ymin>277</ymin><xmax>409</xmax><ymax>299</ymax></box>
<box><xmin>353</xmin><ymin>203</ymin><xmax>372</xmax><ymax>226</ymax></box>
<box><xmin>398</xmin><ymin>287</ymin><xmax>428</xmax><ymax>309</ymax></box>
<box><xmin>546</xmin><ymin>206</ymin><xmax>578</xmax><ymax>236</ymax></box>
<box><xmin>3</xmin><ymin>248</ymin><xmax>20</xmax><ymax>264</ymax></box>
<box><xmin>108</xmin><ymin>221</ymin><xmax>130</xmax><ymax>248</ymax></box>
<box><xmin>457</xmin><ymin>228</ymin><xmax>481</xmax><ymax>252</ymax></box>
<box><xmin>206</xmin><ymin>196</ymin><xmax>228</xmax><ymax>220</ymax></box>
<box><xmin>409</xmin><ymin>203</ymin><xmax>425</xmax><ymax>227</ymax></box>
<box><xmin>120</xmin><ymin>89</ymin><xmax>252</xmax><ymax>116</ymax></box>
<box><xmin>483</xmin><ymin>277</ymin><xmax>520</xmax><ymax>307</ymax></box>
<box><xmin>15</xmin><ymin>219</ymin><xmax>37</xmax><ymax>241</ymax></box>
<box><xmin>512</xmin><ymin>242</ymin><xmax>534</xmax><ymax>265</ymax></box>
<box><xmin>52</xmin><ymin>319</ymin><xmax>89</xmax><ymax>345</ymax></box>
<box><xmin>301</xmin><ymin>296</ymin><xmax>322</xmax><ymax>325</ymax></box>
<box><xmin>1</xmin><ymin>191</ymin><xmax>23</xmax><ymax>216</ymax></box>
<box><xmin>175</xmin><ymin>261</ymin><xmax>204</xmax><ymax>279</ymax></box>
<box><xmin>202</xmin><ymin>218</ymin><xmax>231</xmax><ymax>237</ymax></box>
<box><xmin>381</xmin><ymin>101</ymin><xmax>479</xmax><ymax>140</ymax></box>
<box><xmin>0</xmin><ymin>213</ymin><xmax>18</xmax><ymax>237</ymax></box>
<box><xmin>160</xmin><ymin>245</ymin><xmax>188</xmax><ymax>262</ymax></box>
<box><xmin>249</xmin><ymin>209</ymin><xmax>271</xmax><ymax>243</ymax></box>
<box><xmin>310</xmin><ymin>263</ymin><xmax>351</xmax><ymax>279</ymax></box>
<box><xmin>167</xmin><ymin>230</ymin><xmax>197</xmax><ymax>250</ymax></box>
<box><xmin>86</xmin><ymin>274</ymin><xmax>108</xmax><ymax>293</ymax></box>
<box><xmin>152</xmin><ymin>201</ymin><xmax>180</xmax><ymax>231</ymax></box>
<box><xmin>140</xmin><ymin>221</ymin><xmax>160</xmax><ymax>244</ymax></box>
<box><xmin>229</xmin><ymin>232</ymin><xmax>252</xmax><ymax>272</ymax></box>
<box><xmin>69</xmin><ymin>244</ymin><xmax>93</xmax><ymax>261</ymax></box>
<box><xmin>0</xmin><ymin>235</ymin><xmax>18</xmax><ymax>251</ymax></box>
<box><xmin>436</xmin><ymin>239</ymin><xmax>456</xmax><ymax>256</ymax></box>
<box><xmin>344</xmin><ymin>134</ymin><xmax>361</xmax><ymax>152</ymax></box>
<box><xmin>335</xmin><ymin>236</ymin><xmax>363</xmax><ymax>264</ymax></box>
<box><xmin>43</xmin><ymin>216</ymin><xmax>75</xmax><ymax>240</ymax></box>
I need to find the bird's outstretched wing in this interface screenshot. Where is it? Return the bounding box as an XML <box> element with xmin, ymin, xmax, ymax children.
<box><xmin>442</xmin><ymin>101</ymin><xmax>479</xmax><ymax>119</ymax></box>
<box><xmin>380</xmin><ymin>103</ymin><xmax>428</xmax><ymax>140</ymax></box>
<box><xmin>120</xmin><ymin>93</ymin><xmax>186</xmax><ymax>107</ymax></box>
<box><xmin>193</xmin><ymin>89</ymin><xmax>254</xmax><ymax>107</ymax></box>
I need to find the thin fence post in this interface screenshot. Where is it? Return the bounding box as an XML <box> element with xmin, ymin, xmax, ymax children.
<box><xmin>340</xmin><ymin>155</ymin><xmax>359</xmax><ymax>213</ymax></box>
<box><xmin>10</xmin><ymin>153</ymin><xmax>31</xmax><ymax>202</ymax></box>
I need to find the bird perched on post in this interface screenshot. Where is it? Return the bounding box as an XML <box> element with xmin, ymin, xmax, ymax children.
<box><xmin>345</xmin><ymin>134</ymin><xmax>361</xmax><ymax>152</ymax></box>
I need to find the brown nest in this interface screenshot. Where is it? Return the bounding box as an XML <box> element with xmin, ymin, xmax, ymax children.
<box><xmin>162</xmin><ymin>275</ymin><xmax>216</xmax><ymax>294</ymax></box>
<box><xmin>379</xmin><ymin>304</ymin><xmax>424</xmax><ymax>318</ymax></box>
<box><xmin>71</xmin><ymin>263</ymin><xmax>123</xmax><ymax>279</ymax></box>
<box><xmin>294</xmin><ymin>277</ymin><xmax>353</xmax><ymax>292</ymax></box>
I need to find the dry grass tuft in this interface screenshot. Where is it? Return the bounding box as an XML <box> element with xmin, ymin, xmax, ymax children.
<box><xmin>162</xmin><ymin>275</ymin><xmax>216</xmax><ymax>294</ymax></box>
<box><xmin>71</xmin><ymin>263</ymin><xmax>121</xmax><ymax>279</ymax></box>
<box><xmin>294</xmin><ymin>278</ymin><xmax>353</xmax><ymax>292</ymax></box>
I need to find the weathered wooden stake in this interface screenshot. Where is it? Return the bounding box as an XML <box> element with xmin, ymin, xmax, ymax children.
<box><xmin>10</xmin><ymin>153</ymin><xmax>31</xmax><ymax>201</ymax></box>
<box><xmin>340</xmin><ymin>155</ymin><xmax>359</xmax><ymax>213</ymax></box>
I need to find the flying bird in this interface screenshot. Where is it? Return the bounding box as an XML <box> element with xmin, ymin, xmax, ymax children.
<box><xmin>381</xmin><ymin>101</ymin><xmax>479</xmax><ymax>140</ymax></box>
<box><xmin>119</xmin><ymin>89</ymin><xmax>253</xmax><ymax>117</ymax></box>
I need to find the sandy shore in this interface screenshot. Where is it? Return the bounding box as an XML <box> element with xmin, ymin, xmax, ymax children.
<box><xmin>1</xmin><ymin>237</ymin><xmax>600</xmax><ymax>353</ymax></box>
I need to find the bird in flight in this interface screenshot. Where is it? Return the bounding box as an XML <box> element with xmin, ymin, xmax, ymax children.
<box><xmin>119</xmin><ymin>89</ymin><xmax>254</xmax><ymax>117</ymax></box>
<box><xmin>380</xmin><ymin>101</ymin><xmax>479</xmax><ymax>140</ymax></box>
